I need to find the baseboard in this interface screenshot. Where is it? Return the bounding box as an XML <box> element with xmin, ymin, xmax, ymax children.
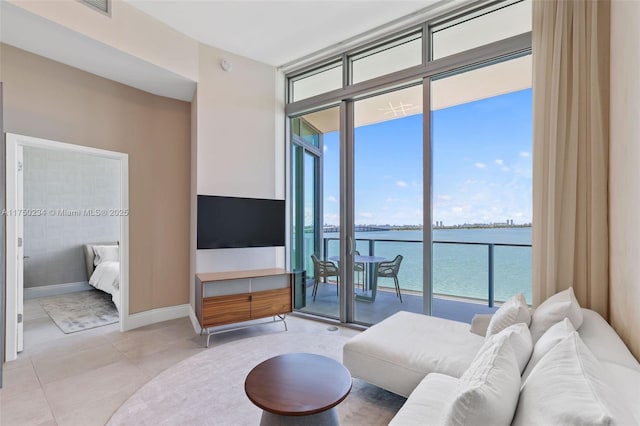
<box><xmin>24</xmin><ymin>282</ymin><xmax>92</xmax><ymax>299</ymax></box>
<box><xmin>122</xmin><ymin>304</ymin><xmax>192</xmax><ymax>331</ymax></box>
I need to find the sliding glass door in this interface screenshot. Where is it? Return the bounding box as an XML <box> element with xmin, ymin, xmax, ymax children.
<box><xmin>291</xmin><ymin>85</ymin><xmax>426</xmax><ymax>325</ymax></box>
<box><xmin>352</xmin><ymin>85</ymin><xmax>424</xmax><ymax>324</ymax></box>
<box><xmin>291</xmin><ymin>106</ymin><xmax>341</xmax><ymax>319</ymax></box>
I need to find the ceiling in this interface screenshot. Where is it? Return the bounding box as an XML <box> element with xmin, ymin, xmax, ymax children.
<box><xmin>125</xmin><ymin>0</ymin><xmax>443</xmax><ymax>67</ymax></box>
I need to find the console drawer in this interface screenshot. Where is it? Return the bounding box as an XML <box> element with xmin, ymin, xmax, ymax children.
<box><xmin>251</xmin><ymin>288</ymin><xmax>292</xmax><ymax>319</ymax></box>
<box><xmin>202</xmin><ymin>293</ymin><xmax>251</xmax><ymax>327</ymax></box>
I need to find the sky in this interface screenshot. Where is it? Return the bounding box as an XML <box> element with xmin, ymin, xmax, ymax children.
<box><xmin>320</xmin><ymin>88</ymin><xmax>532</xmax><ymax>227</ymax></box>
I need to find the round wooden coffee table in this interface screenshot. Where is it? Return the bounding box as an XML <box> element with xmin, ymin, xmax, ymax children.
<box><xmin>245</xmin><ymin>353</ymin><xmax>352</xmax><ymax>426</ymax></box>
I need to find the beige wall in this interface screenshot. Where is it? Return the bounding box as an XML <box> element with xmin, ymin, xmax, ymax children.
<box><xmin>609</xmin><ymin>0</ymin><xmax>640</xmax><ymax>360</ymax></box>
<box><xmin>1</xmin><ymin>44</ymin><xmax>191</xmax><ymax>314</ymax></box>
<box><xmin>194</xmin><ymin>44</ymin><xmax>285</xmax><ymax>275</ymax></box>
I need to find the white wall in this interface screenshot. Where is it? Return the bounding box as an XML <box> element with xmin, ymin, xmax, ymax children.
<box><xmin>609</xmin><ymin>0</ymin><xmax>640</xmax><ymax>360</ymax></box>
<box><xmin>194</xmin><ymin>44</ymin><xmax>285</xmax><ymax>274</ymax></box>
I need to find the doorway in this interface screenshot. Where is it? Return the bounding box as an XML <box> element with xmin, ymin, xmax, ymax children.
<box><xmin>290</xmin><ymin>84</ymin><xmax>426</xmax><ymax>326</ymax></box>
<box><xmin>4</xmin><ymin>133</ymin><xmax>129</xmax><ymax>361</ymax></box>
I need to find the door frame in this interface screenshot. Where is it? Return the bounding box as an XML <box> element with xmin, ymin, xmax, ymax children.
<box><xmin>4</xmin><ymin>133</ymin><xmax>129</xmax><ymax>361</ymax></box>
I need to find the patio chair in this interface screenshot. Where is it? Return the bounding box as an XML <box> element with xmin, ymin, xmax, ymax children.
<box><xmin>377</xmin><ymin>255</ymin><xmax>403</xmax><ymax>303</ymax></box>
<box><xmin>311</xmin><ymin>254</ymin><xmax>340</xmax><ymax>301</ymax></box>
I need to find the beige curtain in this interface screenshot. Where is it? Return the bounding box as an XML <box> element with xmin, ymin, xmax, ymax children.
<box><xmin>532</xmin><ymin>0</ymin><xmax>610</xmax><ymax>317</ymax></box>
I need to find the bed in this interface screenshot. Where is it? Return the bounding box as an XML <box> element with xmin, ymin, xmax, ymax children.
<box><xmin>83</xmin><ymin>243</ymin><xmax>120</xmax><ymax>311</ymax></box>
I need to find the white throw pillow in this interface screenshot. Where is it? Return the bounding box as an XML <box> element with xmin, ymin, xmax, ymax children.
<box><xmin>484</xmin><ymin>323</ymin><xmax>532</xmax><ymax>375</ymax></box>
<box><xmin>529</xmin><ymin>287</ymin><xmax>583</xmax><ymax>342</ymax></box>
<box><xmin>441</xmin><ymin>334</ymin><xmax>521</xmax><ymax>426</ymax></box>
<box><xmin>486</xmin><ymin>293</ymin><xmax>531</xmax><ymax>337</ymax></box>
<box><xmin>521</xmin><ymin>318</ymin><xmax>575</xmax><ymax>382</ymax></box>
<box><xmin>93</xmin><ymin>244</ymin><xmax>119</xmax><ymax>266</ymax></box>
<box><xmin>513</xmin><ymin>332</ymin><xmax>637</xmax><ymax>426</ymax></box>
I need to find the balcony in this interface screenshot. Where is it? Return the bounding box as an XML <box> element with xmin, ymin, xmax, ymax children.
<box><xmin>297</xmin><ymin>236</ymin><xmax>532</xmax><ymax>325</ymax></box>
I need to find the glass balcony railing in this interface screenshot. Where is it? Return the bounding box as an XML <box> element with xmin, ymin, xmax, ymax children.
<box><xmin>320</xmin><ymin>237</ymin><xmax>532</xmax><ymax>306</ymax></box>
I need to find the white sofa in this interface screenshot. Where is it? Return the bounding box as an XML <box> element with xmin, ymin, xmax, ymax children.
<box><xmin>343</xmin><ymin>290</ymin><xmax>640</xmax><ymax>425</ymax></box>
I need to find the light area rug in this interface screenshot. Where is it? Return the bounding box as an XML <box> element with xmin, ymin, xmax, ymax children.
<box><xmin>108</xmin><ymin>331</ymin><xmax>406</xmax><ymax>426</ymax></box>
<box><xmin>38</xmin><ymin>289</ymin><xmax>118</xmax><ymax>333</ymax></box>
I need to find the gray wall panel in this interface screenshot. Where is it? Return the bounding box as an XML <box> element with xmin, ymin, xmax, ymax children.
<box><xmin>23</xmin><ymin>147</ymin><xmax>120</xmax><ymax>287</ymax></box>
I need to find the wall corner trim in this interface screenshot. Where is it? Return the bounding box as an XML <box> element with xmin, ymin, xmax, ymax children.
<box><xmin>187</xmin><ymin>305</ymin><xmax>201</xmax><ymax>334</ymax></box>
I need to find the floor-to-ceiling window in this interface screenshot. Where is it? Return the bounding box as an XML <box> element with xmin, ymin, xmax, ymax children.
<box><xmin>430</xmin><ymin>55</ymin><xmax>532</xmax><ymax>321</ymax></box>
<box><xmin>287</xmin><ymin>0</ymin><xmax>532</xmax><ymax>325</ymax></box>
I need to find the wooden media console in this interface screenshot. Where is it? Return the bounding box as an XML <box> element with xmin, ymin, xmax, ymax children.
<box><xmin>195</xmin><ymin>268</ymin><xmax>293</xmax><ymax>347</ymax></box>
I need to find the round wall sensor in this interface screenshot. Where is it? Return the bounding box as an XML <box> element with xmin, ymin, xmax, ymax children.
<box><xmin>220</xmin><ymin>59</ymin><xmax>233</xmax><ymax>72</ymax></box>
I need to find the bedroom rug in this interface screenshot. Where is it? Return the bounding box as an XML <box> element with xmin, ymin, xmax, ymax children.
<box><xmin>38</xmin><ymin>289</ymin><xmax>118</xmax><ymax>333</ymax></box>
<box><xmin>108</xmin><ymin>331</ymin><xmax>406</xmax><ymax>426</ymax></box>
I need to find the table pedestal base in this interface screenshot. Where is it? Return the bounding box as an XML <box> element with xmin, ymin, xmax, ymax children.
<box><xmin>260</xmin><ymin>408</ymin><xmax>339</xmax><ymax>426</ymax></box>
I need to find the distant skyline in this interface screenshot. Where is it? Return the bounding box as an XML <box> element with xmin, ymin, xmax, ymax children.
<box><xmin>318</xmin><ymin>88</ymin><xmax>532</xmax><ymax>226</ymax></box>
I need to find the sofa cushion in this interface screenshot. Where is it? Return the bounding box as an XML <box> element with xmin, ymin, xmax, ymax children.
<box><xmin>442</xmin><ymin>334</ymin><xmax>521</xmax><ymax>426</ymax></box>
<box><xmin>485</xmin><ymin>323</ymin><xmax>532</xmax><ymax>374</ymax></box>
<box><xmin>343</xmin><ymin>311</ymin><xmax>484</xmax><ymax>397</ymax></box>
<box><xmin>486</xmin><ymin>293</ymin><xmax>531</xmax><ymax>337</ymax></box>
<box><xmin>601</xmin><ymin>361</ymin><xmax>640</xmax><ymax>424</ymax></box>
<box><xmin>388</xmin><ymin>373</ymin><xmax>459</xmax><ymax>426</ymax></box>
<box><xmin>529</xmin><ymin>287</ymin><xmax>583</xmax><ymax>342</ymax></box>
<box><xmin>578</xmin><ymin>308</ymin><xmax>640</xmax><ymax>370</ymax></box>
<box><xmin>469</xmin><ymin>313</ymin><xmax>493</xmax><ymax>337</ymax></box>
<box><xmin>514</xmin><ymin>332</ymin><xmax>637</xmax><ymax>426</ymax></box>
<box><xmin>522</xmin><ymin>318</ymin><xmax>575</xmax><ymax>381</ymax></box>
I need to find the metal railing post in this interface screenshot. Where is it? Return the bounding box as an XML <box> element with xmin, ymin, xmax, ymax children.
<box><xmin>323</xmin><ymin>237</ymin><xmax>329</xmax><ymax>260</ymax></box>
<box><xmin>369</xmin><ymin>239</ymin><xmax>375</xmax><ymax>256</ymax></box>
<box><xmin>488</xmin><ymin>243</ymin><xmax>494</xmax><ymax>308</ymax></box>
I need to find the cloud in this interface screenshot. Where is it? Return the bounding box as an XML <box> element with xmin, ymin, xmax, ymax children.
<box><xmin>501</xmin><ymin>166</ymin><xmax>511</xmax><ymax>172</ymax></box>
<box><xmin>323</xmin><ymin>145</ymin><xmax>328</xmax><ymax>152</ymax></box>
<box><xmin>396</xmin><ymin>180</ymin><xmax>408</xmax><ymax>187</ymax></box>
<box><xmin>495</xmin><ymin>159</ymin><xmax>504</xmax><ymax>165</ymax></box>
<box><xmin>359</xmin><ymin>212</ymin><xmax>373</xmax><ymax>219</ymax></box>
<box><xmin>475</xmin><ymin>162</ymin><xmax>487</xmax><ymax>169</ymax></box>
<box><xmin>326</xmin><ymin>195</ymin><xmax>337</xmax><ymax>203</ymax></box>
<box><xmin>324</xmin><ymin>213</ymin><xmax>339</xmax><ymax>224</ymax></box>
<box><xmin>438</xmin><ymin>194</ymin><xmax>452</xmax><ymax>201</ymax></box>
<box><xmin>519</xmin><ymin>151</ymin><xmax>530</xmax><ymax>158</ymax></box>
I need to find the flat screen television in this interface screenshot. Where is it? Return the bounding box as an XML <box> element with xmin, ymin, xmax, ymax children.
<box><xmin>197</xmin><ymin>195</ymin><xmax>285</xmax><ymax>249</ymax></box>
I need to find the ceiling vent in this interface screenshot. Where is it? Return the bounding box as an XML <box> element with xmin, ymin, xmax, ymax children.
<box><xmin>80</xmin><ymin>0</ymin><xmax>110</xmax><ymax>16</ymax></box>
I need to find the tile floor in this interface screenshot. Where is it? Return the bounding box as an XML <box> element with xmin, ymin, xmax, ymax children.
<box><xmin>1</xmin><ymin>298</ymin><xmax>359</xmax><ymax>426</ymax></box>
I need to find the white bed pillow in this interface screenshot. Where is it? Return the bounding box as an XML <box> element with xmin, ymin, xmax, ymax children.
<box><xmin>441</xmin><ymin>334</ymin><xmax>521</xmax><ymax>426</ymax></box>
<box><xmin>521</xmin><ymin>318</ymin><xmax>575</xmax><ymax>382</ymax></box>
<box><xmin>486</xmin><ymin>293</ymin><xmax>531</xmax><ymax>337</ymax></box>
<box><xmin>93</xmin><ymin>244</ymin><xmax>119</xmax><ymax>266</ymax></box>
<box><xmin>513</xmin><ymin>332</ymin><xmax>637</xmax><ymax>426</ymax></box>
<box><xmin>484</xmin><ymin>323</ymin><xmax>532</xmax><ymax>375</ymax></box>
<box><xmin>529</xmin><ymin>287</ymin><xmax>583</xmax><ymax>342</ymax></box>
